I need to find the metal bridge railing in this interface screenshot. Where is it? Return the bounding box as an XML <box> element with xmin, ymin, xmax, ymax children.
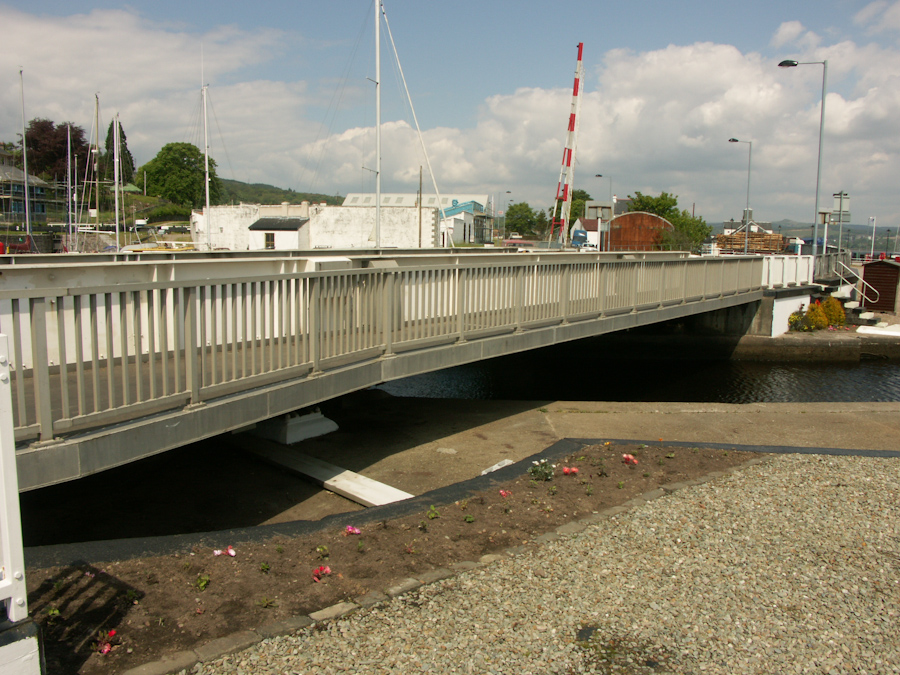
<box><xmin>0</xmin><ymin>252</ymin><xmax>763</xmax><ymax>446</ymax></box>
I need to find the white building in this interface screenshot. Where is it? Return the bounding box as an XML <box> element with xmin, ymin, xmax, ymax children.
<box><xmin>191</xmin><ymin>199</ymin><xmax>440</xmax><ymax>251</ymax></box>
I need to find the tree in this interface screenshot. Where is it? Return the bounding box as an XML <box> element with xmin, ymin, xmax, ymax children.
<box><xmin>505</xmin><ymin>202</ymin><xmax>538</xmax><ymax>238</ymax></box>
<box><xmin>104</xmin><ymin>120</ymin><xmax>136</xmax><ymax>185</ymax></box>
<box><xmin>22</xmin><ymin>118</ymin><xmax>90</xmax><ymax>181</ymax></box>
<box><xmin>627</xmin><ymin>191</ymin><xmax>711</xmax><ymax>252</ymax></box>
<box><xmin>553</xmin><ymin>188</ymin><xmax>592</xmax><ymax>223</ymax></box>
<box><xmin>138</xmin><ymin>142</ymin><xmax>221</xmax><ymax>208</ymax></box>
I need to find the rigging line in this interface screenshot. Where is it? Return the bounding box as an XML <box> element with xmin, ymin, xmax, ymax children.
<box><xmin>381</xmin><ymin>4</ymin><xmax>448</xmax><ymax>238</ymax></box>
<box><xmin>303</xmin><ymin>3</ymin><xmax>373</xmax><ymax>194</ymax></box>
<box><xmin>182</xmin><ymin>90</ymin><xmax>203</xmax><ymax>148</ymax></box>
<box><xmin>206</xmin><ymin>89</ymin><xmax>236</xmax><ymax>181</ymax></box>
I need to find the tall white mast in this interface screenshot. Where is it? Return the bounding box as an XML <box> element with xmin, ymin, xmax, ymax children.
<box><xmin>19</xmin><ymin>69</ymin><xmax>31</xmax><ymax>244</ymax></box>
<box><xmin>375</xmin><ymin>0</ymin><xmax>382</xmax><ymax>249</ymax></box>
<box><xmin>113</xmin><ymin>114</ymin><xmax>121</xmax><ymax>250</ymax></box>
<box><xmin>66</xmin><ymin>124</ymin><xmax>72</xmax><ymax>242</ymax></box>
<box><xmin>203</xmin><ymin>84</ymin><xmax>211</xmax><ymax>250</ymax></box>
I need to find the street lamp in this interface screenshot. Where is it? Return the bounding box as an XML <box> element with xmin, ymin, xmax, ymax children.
<box><xmin>595</xmin><ymin>174</ymin><xmax>612</xmax><ymax>251</ymax></box>
<box><xmin>779</xmin><ymin>58</ymin><xmax>828</xmax><ymax>260</ymax></box>
<box><xmin>728</xmin><ymin>138</ymin><xmax>752</xmax><ymax>253</ymax></box>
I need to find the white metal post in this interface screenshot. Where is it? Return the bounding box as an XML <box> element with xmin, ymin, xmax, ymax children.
<box><xmin>0</xmin><ymin>335</ymin><xmax>28</xmax><ymax>622</ymax></box>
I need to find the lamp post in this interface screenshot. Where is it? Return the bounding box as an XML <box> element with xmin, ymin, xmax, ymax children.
<box><xmin>869</xmin><ymin>216</ymin><xmax>876</xmax><ymax>259</ymax></box>
<box><xmin>594</xmin><ymin>174</ymin><xmax>612</xmax><ymax>250</ymax></box>
<box><xmin>728</xmin><ymin>138</ymin><xmax>752</xmax><ymax>253</ymax></box>
<box><xmin>779</xmin><ymin>58</ymin><xmax>828</xmax><ymax>260</ymax></box>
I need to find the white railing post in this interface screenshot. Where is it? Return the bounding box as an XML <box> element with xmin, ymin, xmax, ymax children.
<box><xmin>0</xmin><ymin>335</ymin><xmax>28</xmax><ymax>623</ymax></box>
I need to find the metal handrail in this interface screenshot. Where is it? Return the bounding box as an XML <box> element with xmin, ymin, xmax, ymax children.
<box><xmin>0</xmin><ymin>253</ymin><xmax>764</xmax><ymax>446</ymax></box>
<box><xmin>835</xmin><ymin>260</ymin><xmax>879</xmax><ymax>306</ymax></box>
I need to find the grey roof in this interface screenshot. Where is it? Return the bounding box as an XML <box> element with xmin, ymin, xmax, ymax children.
<box><xmin>0</xmin><ymin>164</ymin><xmax>50</xmax><ymax>187</ymax></box>
<box><xmin>248</xmin><ymin>216</ymin><xmax>309</xmax><ymax>231</ymax></box>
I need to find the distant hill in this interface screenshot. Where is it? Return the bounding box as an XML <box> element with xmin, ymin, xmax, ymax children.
<box><xmin>220</xmin><ymin>179</ymin><xmax>343</xmax><ymax>207</ymax></box>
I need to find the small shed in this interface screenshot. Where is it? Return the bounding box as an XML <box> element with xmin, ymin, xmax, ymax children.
<box><xmin>248</xmin><ymin>216</ymin><xmax>309</xmax><ymax>250</ymax></box>
<box><xmin>861</xmin><ymin>259</ymin><xmax>900</xmax><ymax>313</ymax></box>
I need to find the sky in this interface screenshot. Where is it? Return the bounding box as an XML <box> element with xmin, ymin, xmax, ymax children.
<box><xmin>3</xmin><ymin>0</ymin><xmax>900</xmax><ymax>228</ymax></box>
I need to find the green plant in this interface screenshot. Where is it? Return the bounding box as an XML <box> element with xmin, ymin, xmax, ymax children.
<box><xmin>617</xmin><ymin>481</ymin><xmax>624</xmax><ymax>489</ymax></box>
<box><xmin>275</xmin><ymin>545</ymin><xmax>284</xmax><ymax>554</ymax></box>
<box><xmin>585</xmin><ymin>486</ymin><xmax>594</xmax><ymax>496</ymax></box>
<box><xmin>427</xmin><ymin>505</ymin><xmax>440</xmax><ymax>520</ymax></box>
<box><xmin>182</xmin><ymin>560</ymin><xmax>192</xmax><ymax>572</ymax></box>
<box><xmin>418</xmin><ymin>520</ymin><xmax>428</xmax><ymax>532</ymax></box>
<box><xmin>665</xmin><ymin>452</ymin><xmax>675</xmax><ymax>459</ymax></box>
<box><xmin>53</xmin><ymin>580</ymin><xmax>64</xmax><ymax>593</ymax></box>
<box><xmin>643</xmin><ymin>472</ymin><xmax>650</xmax><ymax>477</ymax></box>
<box><xmin>538</xmin><ymin>407</ymin><xmax>548</xmax><ymax>413</ymax></box>
<box><xmin>822</xmin><ymin>296</ymin><xmax>846</xmax><ymax>327</ymax></box>
<box><xmin>194</xmin><ymin>574</ymin><xmax>210</xmax><ymax>592</ymax></box>
<box><xmin>657</xmin><ymin>458</ymin><xmax>665</xmax><ymax>466</ymax></box>
<box><xmin>357</xmin><ymin>540</ymin><xmax>365</xmax><ymax>553</ymax></box>
<box><xmin>260</xmin><ymin>562</ymin><xmax>270</xmax><ymax>574</ymax></box>
<box><xmin>125</xmin><ymin>589</ymin><xmax>140</xmax><ymax>604</ymax></box>
<box><xmin>405</xmin><ymin>543</ymin><xmax>417</xmax><ymax>555</ymax></box>
<box><xmin>464</xmin><ymin>515</ymin><xmax>475</xmax><ymax>523</ymax></box>
<box><xmin>316</xmin><ymin>545</ymin><xmax>329</xmax><ymax>559</ymax></box>
<box><xmin>257</xmin><ymin>597</ymin><xmax>277</xmax><ymax>608</ymax></box>
<box><xmin>459</xmin><ymin>499</ymin><xmax>469</xmax><ymax>511</ymax></box>
<box><xmin>46</xmin><ymin>608</ymin><xmax>60</xmax><ymax>625</ymax></box>
<box><xmin>548</xmin><ymin>485</ymin><xmax>558</xmax><ymax>496</ymax></box>
<box><xmin>692</xmin><ymin>447</ymin><xmax>699</xmax><ymax>453</ymax></box>
<box><xmin>528</xmin><ymin>458</ymin><xmax>556</xmax><ymax>481</ymax></box>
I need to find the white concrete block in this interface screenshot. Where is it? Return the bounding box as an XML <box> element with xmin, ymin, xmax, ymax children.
<box><xmin>0</xmin><ymin>634</ymin><xmax>41</xmax><ymax>675</ymax></box>
<box><xmin>251</xmin><ymin>411</ymin><xmax>338</xmax><ymax>445</ymax></box>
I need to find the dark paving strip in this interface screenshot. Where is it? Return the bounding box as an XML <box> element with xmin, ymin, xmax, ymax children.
<box><xmin>596</xmin><ymin>439</ymin><xmax>900</xmax><ymax>459</ymax></box>
<box><xmin>25</xmin><ymin>439</ymin><xmax>899</xmax><ymax>569</ymax></box>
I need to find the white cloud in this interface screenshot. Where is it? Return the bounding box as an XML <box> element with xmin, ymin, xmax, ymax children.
<box><xmin>852</xmin><ymin>0</ymin><xmax>900</xmax><ymax>32</ymax></box>
<box><xmin>4</xmin><ymin>6</ymin><xmax>900</xmax><ymax>227</ymax></box>
<box><xmin>771</xmin><ymin>21</ymin><xmax>806</xmax><ymax>49</ymax></box>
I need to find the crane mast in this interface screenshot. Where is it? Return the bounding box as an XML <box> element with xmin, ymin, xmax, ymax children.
<box><xmin>549</xmin><ymin>43</ymin><xmax>584</xmax><ymax>245</ymax></box>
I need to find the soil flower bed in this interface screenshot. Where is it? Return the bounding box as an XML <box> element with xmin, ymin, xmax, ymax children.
<box><xmin>26</xmin><ymin>441</ymin><xmax>758</xmax><ymax>674</ymax></box>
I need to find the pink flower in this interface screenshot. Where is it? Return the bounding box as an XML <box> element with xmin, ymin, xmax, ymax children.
<box><xmin>571</xmin><ymin>467</ymin><xmax>579</xmax><ymax>475</ymax></box>
<box><xmin>313</xmin><ymin>565</ymin><xmax>332</xmax><ymax>582</ymax></box>
<box><xmin>499</xmin><ymin>489</ymin><xmax>511</xmax><ymax>498</ymax></box>
<box><xmin>214</xmin><ymin>545</ymin><xmax>236</xmax><ymax>557</ymax></box>
<box><xmin>345</xmin><ymin>526</ymin><xmax>361</xmax><ymax>535</ymax></box>
<box><xmin>100</xmin><ymin>643</ymin><xmax>111</xmax><ymax>655</ymax></box>
<box><xmin>622</xmin><ymin>454</ymin><xmax>638</xmax><ymax>465</ymax></box>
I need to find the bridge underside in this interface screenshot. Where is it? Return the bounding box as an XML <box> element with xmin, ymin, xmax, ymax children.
<box><xmin>16</xmin><ymin>290</ymin><xmax>761</xmax><ymax>491</ymax></box>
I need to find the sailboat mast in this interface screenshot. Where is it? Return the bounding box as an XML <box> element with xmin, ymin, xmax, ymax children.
<box><xmin>203</xmin><ymin>84</ymin><xmax>211</xmax><ymax>250</ymax></box>
<box><xmin>19</xmin><ymin>69</ymin><xmax>31</xmax><ymax>242</ymax></box>
<box><xmin>375</xmin><ymin>0</ymin><xmax>382</xmax><ymax>249</ymax></box>
<box><xmin>94</xmin><ymin>95</ymin><xmax>100</xmax><ymax>230</ymax></box>
<box><xmin>114</xmin><ymin>114</ymin><xmax>121</xmax><ymax>250</ymax></box>
<box><xmin>66</xmin><ymin>124</ymin><xmax>72</xmax><ymax>242</ymax></box>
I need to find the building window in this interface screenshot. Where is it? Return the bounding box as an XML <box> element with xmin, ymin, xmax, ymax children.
<box><xmin>265</xmin><ymin>233</ymin><xmax>275</xmax><ymax>249</ymax></box>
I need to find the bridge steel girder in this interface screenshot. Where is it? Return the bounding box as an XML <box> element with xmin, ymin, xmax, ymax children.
<box><xmin>15</xmin><ymin>288</ymin><xmax>762</xmax><ymax>491</ymax></box>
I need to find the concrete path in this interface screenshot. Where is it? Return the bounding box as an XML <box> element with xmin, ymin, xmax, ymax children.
<box><xmin>272</xmin><ymin>397</ymin><xmax>900</xmax><ymax>524</ymax></box>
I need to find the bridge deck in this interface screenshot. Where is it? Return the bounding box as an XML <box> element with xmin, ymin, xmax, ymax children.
<box><xmin>0</xmin><ymin>250</ymin><xmax>768</xmax><ymax>490</ymax></box>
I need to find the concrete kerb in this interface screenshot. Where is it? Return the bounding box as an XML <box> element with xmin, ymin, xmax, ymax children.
<box><xmin>69</xmin><ymin>442</ymin><xmax>900</xmax><ymax>675</ymax></box>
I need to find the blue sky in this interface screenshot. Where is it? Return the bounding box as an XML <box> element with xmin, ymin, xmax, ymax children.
<box><xmin>4</xmin><ymin>0</ymin><xmax>900</xmax><ymax>231</ymax></box>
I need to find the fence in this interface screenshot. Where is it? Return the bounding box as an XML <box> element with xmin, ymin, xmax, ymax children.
<box><xmin>0</xmin><ymin>335</ymin><xmax>28</xmax><ymax>622</ymax></box>
<box><xmin>0</xmin><ymin>252</ymin><xmax>763</xmax><ymax>447</ymax></box>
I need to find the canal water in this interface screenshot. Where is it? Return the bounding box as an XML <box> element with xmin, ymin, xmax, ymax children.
<box><xmin>377</xmin><ymin>344</ymin><xmax>900</xmax><ymax>403</ymax></box>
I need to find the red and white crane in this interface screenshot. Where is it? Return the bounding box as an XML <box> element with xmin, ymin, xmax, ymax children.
<box><xmin>549</xmin><ymin>42</ymin><xmax>584</xmax><ymax>245</ymax></box>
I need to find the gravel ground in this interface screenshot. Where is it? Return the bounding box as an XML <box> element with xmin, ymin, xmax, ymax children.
<box><xmin>187</xmin><ymin>453</ymin><xmax>900</xmax><ymax>674</ymax></box>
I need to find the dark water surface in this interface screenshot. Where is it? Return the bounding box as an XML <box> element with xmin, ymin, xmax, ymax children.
<box><xmin>377</xmin><ymin>348</ymin><xmax>900</xmax><ymax>403</ymax></box>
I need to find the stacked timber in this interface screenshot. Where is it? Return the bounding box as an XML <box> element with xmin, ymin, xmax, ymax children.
<box><xmin>717</xmin><ymin>232</ymin><xmax>784</xmax><ymax>254</ymax></box>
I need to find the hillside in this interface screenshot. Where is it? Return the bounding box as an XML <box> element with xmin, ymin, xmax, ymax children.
<box><xmin>219</xmin><ymin>179</ymin><xmax>343</xmax><ymax>207</ymax></box>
